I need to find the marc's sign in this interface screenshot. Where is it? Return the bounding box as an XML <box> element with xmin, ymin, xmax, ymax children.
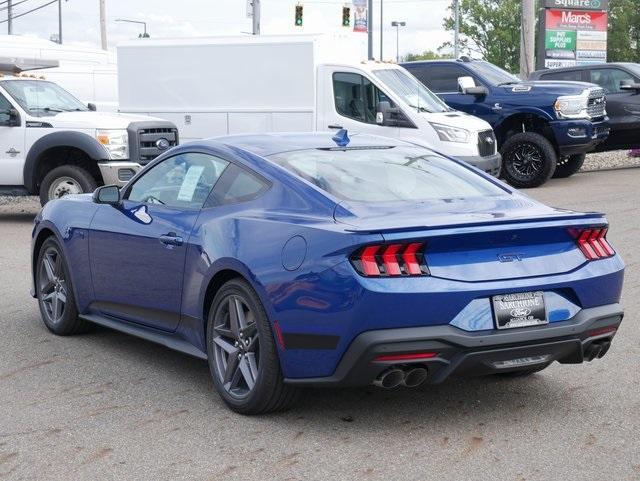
<box><xmin>544</xmin><ymin>0</ymin><xmax>608</xmax><ymax>10</ymax></box>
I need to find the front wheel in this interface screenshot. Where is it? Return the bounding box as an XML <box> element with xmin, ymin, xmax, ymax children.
<box><xmin>553</xmin><ymin>153</ymin><xmax>586</xmax><ymax>178</ymax></box>
<box><xmin>39</xmin><ymin>165</ymin><xmax>97</xmax><ymax>206</ymax></box>
<box><xmin>206</xmin><ymin>278</ymin><xmax>299</xmax><ymax>414</ymax></box>
<box><xmin>500</xmin><ymin>132</ymin><xmax>557</xmax><ymax>188</ymax></box>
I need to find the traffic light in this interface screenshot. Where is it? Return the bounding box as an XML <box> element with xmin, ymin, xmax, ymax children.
<box><xmin>295</xmin><ymin>5</ymin><xmax>303</xmax><ymax>26</ymax></box>
<box><xmin>342</xmin><ymin>6</ymin><xmax>350</xmax><ymax>27</ymax></box>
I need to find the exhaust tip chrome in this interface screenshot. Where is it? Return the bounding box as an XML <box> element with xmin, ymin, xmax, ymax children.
<box><xmin>373</xmin><ymin>368</ymin><xmax>405</xmax><ymax>389</ymax></box>
<box><xmin>402</xmin><ymin>367</ymin><xmax>428</xmax><ymax>388</ymax></box>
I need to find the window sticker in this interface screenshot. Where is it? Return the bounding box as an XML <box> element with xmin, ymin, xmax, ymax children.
<box><xmin>177</xmin><ymin>165</ymin><xmax>205</xmax><ymax>202</ymax></box>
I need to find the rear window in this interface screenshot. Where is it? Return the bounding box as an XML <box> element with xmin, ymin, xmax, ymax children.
<box><xmin>268</xmin><ymin>146</ymin><xmax>506</xmax><ymax>202</ymax></box>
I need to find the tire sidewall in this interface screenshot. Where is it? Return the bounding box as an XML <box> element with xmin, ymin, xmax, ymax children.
<box><xmin>501</xmin><ymin>132</ymin><xmax>557</xmax><ymax>188</ymax></box>
<box><xmin>39</xmin><ymin>165</ymin><xmax>97</xmax><ymax>206</ymax></box>
<box><xmin>553</xmin><ymin>153</ymin><xmax>586</xmax><ymax>179</ymax></box>
<box><xmin>206</xmin><ymin>279</ymin><xmax>281</xmax><ymax>413</ymax></box>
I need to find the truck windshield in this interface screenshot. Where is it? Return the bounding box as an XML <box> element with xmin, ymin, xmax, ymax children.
<box><xmin>2</xmin><ymin>80</ymin><xmax>88</xmax><ymax>117</ymax></box>
<box><xmin>269</xmin><ymin>146</ymin><xmax>505</xmax><ymax>202</ymax></box>
<box><xmin>471</xmin><ymin>61</ymin><xmax>521</xmax><ymax>86</ymax></box>
<box><xmin>374</xmin><ymin>69</ymin><xmax>450</xmax><ymax>113</ymax></box>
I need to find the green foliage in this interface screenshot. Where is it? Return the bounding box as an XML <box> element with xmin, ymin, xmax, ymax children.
<box><xmin>607</xmin><ymin>0</ymin><xmax>640</xmax><ymax>62</ymax></box>
<box><xmin>441</xmin><ymin>0</ymin><xmax>521</xmax><ymax>72</ymax></box>
<box><xmin>404</xmin><ymin>50</ymin><xmax>452</xmax><ymax>61</ymax></box>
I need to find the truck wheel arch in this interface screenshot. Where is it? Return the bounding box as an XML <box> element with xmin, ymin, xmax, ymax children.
<box><xmin>493</xmin><ymin>112</ymin><xmax>556</xmax><ymax>151</ymax></box>
<box><xmin>24</xmin><ymin>131</ymin><xmax>109</xmax><ymax>194</ymax></box>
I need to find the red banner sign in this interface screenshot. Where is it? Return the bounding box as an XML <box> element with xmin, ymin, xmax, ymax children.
<box><xmin>545</xmin><ymin>9</ymin><xmax>608</xmax><ymax>31</ymax></box>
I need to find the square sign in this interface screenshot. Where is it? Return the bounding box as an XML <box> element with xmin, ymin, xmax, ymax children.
<box><xmin>545</xmin><ymin>30</ymin><xmax>577</xmax><ymax>50</ymax></box>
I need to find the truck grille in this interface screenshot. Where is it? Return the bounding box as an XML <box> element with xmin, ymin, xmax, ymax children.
<box><xmin>478</xmin><ymin>130</ymin><xmax>497</xmax><ymax>157</ymax></box>
<box><xmin>587</xmin><ymin>89</ymin><xmax>606</xmax><ymax>119</ymax></box>
<box><xmin>137</xmin><ymin>127</ymin><xmax>179</xmax><ymax>164</ymax></box>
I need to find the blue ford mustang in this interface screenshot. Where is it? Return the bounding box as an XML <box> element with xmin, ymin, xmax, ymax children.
<box><xmin>31</xmin><ymin>132</ymin><xmax>624</xmax><ymax>414</ymax></box>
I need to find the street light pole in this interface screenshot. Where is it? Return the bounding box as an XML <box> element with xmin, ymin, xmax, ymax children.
<box><xmin>252</xmin><ymin>0</ymin><xmax>260</xmax><ymax>35</ymax></box>
<box><xmin>391</xmin><ymin>21</ymin><xmax>405</xmax><ymax>63</ymax></box>
<box><xmin>454</xmin><ymin>0</ymin><xmax>460</xmax><ymax>59</ymax></box>
<box><xmin>99</xmin><ymin>0</ymin><xmax>107</xmax><ymax>50</ymax></box>
<box><xmin>58</xmin><ymin>0</ymin><xmax>62</xmax><ymax>44</ymax></box>
<box><xmin>367</xmin><ymin>0</ymin><xmax>373</xmax><ymax>60</ymax></box>
<box><xmin>116</xmin><ymin>18</ymin><xmax>149</xmax><ymax>37</ymax></box>
<box><xmin>379</xmin><ymin>0</ymin><xmax>383</xmax><ymax>60</ymax></box>
<box><xmin>7</xmin><ymin>0</ymin><xmax>12</xmax><ymax>35</ymax></box>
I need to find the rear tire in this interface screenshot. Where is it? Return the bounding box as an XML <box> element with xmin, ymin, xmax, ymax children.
<box><xmin>500</xmin><ymin>132</ymin><xmax>557</xmax><ymax>188</ymax></box>
<box><xmin>206</xmin><ymin>278</ymin><xmax>300</xmax><ymax>414</ymax></box>
<box><xmin>553</xmin><ymin>153</ymin><xmax>586</xmax><ymax>178</ymax></box>
<box><xmin>39</xmin><ymin>165</ymin><xmax>97</xmax><ymax>206</ymax></box>
<box><xmin>36</xmin><ymin>237</ymin><xmax>91</xmax><ymax>335</ymax></box>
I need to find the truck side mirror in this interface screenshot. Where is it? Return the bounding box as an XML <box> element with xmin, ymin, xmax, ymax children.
<box><xmin>377</xmin><ymin>101</ymin><xmax>399</xmax><ymax>126</ymax></box>
<box><xmin>458</xmin><ymin>76</ymin><xmax>488</xmax><ymax>97</ymax></box>
<box><xmin>620</xmin><ymin>80</ymin><xmax>640</xmax><ymax>92</ymax></box>
<box><xmin>93</xmin><ymin>185</ymin><xmax>121</xmax><ymax>206</ymax></box>
<box><xmin>87</xmin><ymin>103</ymin><xmax>97</xmax><ymax>111</ymax></box>
<box><xmin>2</xmin><ymin>107</ymin><xmax>21</xmax><ymax>127</ymax></box>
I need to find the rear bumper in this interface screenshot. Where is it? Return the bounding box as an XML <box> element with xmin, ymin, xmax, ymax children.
<box><xmin>284</xmin><ymin>303</ymin><xmax>623</xmax><ymax>387</ymax></box>
<box><xmin>456</xmin><ymin>152</ymin><xmax>502</xmax><ymax>176</ymax></box>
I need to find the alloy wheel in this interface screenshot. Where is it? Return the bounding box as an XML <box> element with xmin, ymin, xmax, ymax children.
<box><xmin>212</xmin><ymin>295</ymin><xmax>260</xmax><ymax>399</ymax></box>
<box><xmin>38</xmin><ymin>247</ymin><xmax>68</xmax><ymax>324</ymax></box>
<box><xmin>509</xmin><ymin>143</ymin><xmax>544</xmax><ymax>180</ymax></box>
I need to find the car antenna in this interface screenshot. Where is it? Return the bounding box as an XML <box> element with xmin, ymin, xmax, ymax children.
<box><xmin>332</xmin><ymin>129</ymin><xmax>350</xmax><ymax>147</ymax></box>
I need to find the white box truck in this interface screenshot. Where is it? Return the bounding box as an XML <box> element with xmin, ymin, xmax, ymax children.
<box><xmin>117</xmin><ymin>35</ymin><xmax>501</xmax><ymax>174</ymax></box>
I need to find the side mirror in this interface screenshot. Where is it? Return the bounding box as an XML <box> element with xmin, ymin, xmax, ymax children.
<box><xmin>87</xmin><ymin>102</ymin><xmax>97</xmax><ymax>111</ymax></box>
<box><xmin>458</xmin><ymin>76</ymin><xmax>489</xmax><ymax>96</ymax></box>
<box><xmin>377</xmin><ymin>100</ymin><xmax>400</xmax><ymax>126</ymax></box>
<box><xmin>620</xmin><ymin>81</ymin><xmax>640</xmax><ymax>92</ymax></box>
<box><xmin>1</xmin><ymin>107</ymin><xmax>21</xmax><ymax>127</ymax></box>
<box><xmin>93</xmin><ymin>185</ymin><xmax>121</xmax><ymax>206</ymax></box>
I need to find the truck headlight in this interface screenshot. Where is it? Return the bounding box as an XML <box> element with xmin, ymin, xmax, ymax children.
<box><xmin>554</xmin><ymin>94</ymin><xmax>589</xmax><ymax>119</ymax></box>
<box><xmin>96</xmin><ymin>129</ymin><xmax>129</xmax><ymax>160</ymax></box>
<box><xmin>430</xmin><ymin>122</ymin><xmax>470</xmax><ymax>143</ymax></box>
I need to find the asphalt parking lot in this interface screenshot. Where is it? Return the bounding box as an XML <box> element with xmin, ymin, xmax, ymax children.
<box><xmin>1</xmin><ymin>168</ymin><xmax>639</xmax><ymax>481</ymax></box>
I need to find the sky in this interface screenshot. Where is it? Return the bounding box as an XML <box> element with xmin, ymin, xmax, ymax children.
<box><xmin>1</xmin><ymin>0</ymin><xmax>453</xmax><ymax>59</ymax></box>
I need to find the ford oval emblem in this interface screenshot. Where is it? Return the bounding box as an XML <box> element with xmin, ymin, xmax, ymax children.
<box><xmin>510</xmin><ymin>308</ymin><xmax>531</xmax><ymax>318</ymax></box>
<box><xmin>155</xmin><ymin>138</ymin><xmax>170</xmax><ymax>150</ymax></box>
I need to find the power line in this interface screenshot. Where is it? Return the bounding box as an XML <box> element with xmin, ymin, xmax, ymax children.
<box><xmin>0</xmin><ymin>0</ymin><xmax>57</xmax><ymax>24</ymax></box>
<box><xmin>0</xmin><ymin>0</ymin><xmax>32</xmax><ymax>13</ymax></box>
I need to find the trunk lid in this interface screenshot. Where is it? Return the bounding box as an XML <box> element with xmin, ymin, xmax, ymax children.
<box><xmin>335</xmin><ymin>195</ymin><xmax>606</xmax><ymax>282</ymax></box>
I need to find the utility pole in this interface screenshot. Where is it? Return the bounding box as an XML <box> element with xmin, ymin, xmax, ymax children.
<box><xmin>7</xmin><ymin>0</ymin><xmax>12</xmax><ymax>35</ymax></box>
<box><xmin>252</xmin><ymin>0</ymin><xmax>260</xmax><ymax>35</ymax></box>
<box><xmin>379</xmin><ymin>0</ymin><xmax>383</xmax><ymax>60</ymax></box>
<box><xmin>367</xmin><ymin>0</ymin><xmax>373</xmax><ymax>59</ymax></box>
<box><xmin>520</xmin><ymin>0</ymin><xmax>535</xmax><ymax>78</ymax></box>
<box><xmin>58</xmin><ymin>0</ymin><xmax>62</xmax><ymax>44</ymax></box>
<box><xmin>99</xmin><ymin>0</ymin><xmax>107</xmax><ymax>49</ymax></box>
<box><xmin>453</xmin><ymin>0</ymin><xmax>460</xmax><ymax>59</ymax></box>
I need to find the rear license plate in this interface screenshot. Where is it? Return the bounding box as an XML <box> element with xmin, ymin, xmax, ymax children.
<box><xmin>492</xmin><ymin>291</ymin><xmax>547</xmax><ymax>330</ymax></box>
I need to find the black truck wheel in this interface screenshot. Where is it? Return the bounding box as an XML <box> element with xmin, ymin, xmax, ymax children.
<box><xmin>500</xmin><ymin>132</ymin><xmax>557</xmax><ymax>188</ymax></box>
<box><xmin>553</xmin><ymin>153</ymin><xmax>586</xmax><ymax>179</ymax></box>
<box><xmin>39</xmin><ymin>165</ymin><xmax>97</xmax><ymax>206</ymax></box>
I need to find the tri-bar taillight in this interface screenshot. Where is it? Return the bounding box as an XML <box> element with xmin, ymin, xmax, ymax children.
<box><xmin>350</xmin><ymin>242</ymin><xmax>429</xmax><ymax>277</ymax></box>
<box><xmin>570</xmin><ymin>227</ymin><xmax>615</xmax><ymax>260</ymax></box>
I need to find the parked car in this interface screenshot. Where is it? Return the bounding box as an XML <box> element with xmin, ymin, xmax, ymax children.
<box><xmin>117</xmin><ymin>35</ymin><xmax>501</xmax><ymax>175</ymax></box>
<box><xmin>32</xmin><ymin>131</ymin><xmax>624</xmax><ymax>414</ymax></box>
<box><xmin>0</xmin><ymin>57</ymin><xmax>178</xmax><ymax>205</ymax></box>
<box><xmin>402</xmin><ymin>58</ymin><xmax>609</xmax><ymax>187</ymax></box>
<box><xmin>530</xmin><ymin>63</ymin><xmax>640</xmax><ymax>153</ymax></box>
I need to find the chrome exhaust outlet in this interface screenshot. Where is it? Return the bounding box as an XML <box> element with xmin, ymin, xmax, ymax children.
<box><xmin>373</xmin><ymin>368</ymin><xmax>405</xmax><ymax>389</ymax></box>
<box><xmin>402</xmin><ymin>367</ymin><xmax>428</xmax><ymax>388</ymax></box>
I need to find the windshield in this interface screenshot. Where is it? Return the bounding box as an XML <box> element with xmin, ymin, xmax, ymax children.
<box><xmin>374</xmin><ymin>68</ymin><xmax>450</xmax><ymax>113</ymax></box>
<box><xmin>269</xmin><ymin>146</ymin><xmax>505</xmax><ymax>203</ymax></box>
<box><xmin>471</xmin><ymin>61</ymin><xmax>520</xmax><ymax>86</ymax></box>
<box><xmin>1</xmin><ymin>80</ymin><xmax>88</xmax><ymax>117</ymax></box>
<box><xmin>626</xmin><ymin>63</ymin><xmax>640</xmax><ymax>78</ymax></box>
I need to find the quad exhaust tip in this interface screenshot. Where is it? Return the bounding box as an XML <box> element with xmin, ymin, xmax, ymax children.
<box><xmin>373</xmin><ymin>366</ymin><xmax>428</xmax><ymax>389</ymax></box>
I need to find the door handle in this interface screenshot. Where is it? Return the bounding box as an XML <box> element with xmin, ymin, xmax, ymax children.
<box><xmin>159</xmin><ymin>233</ymin><xmax>183</xmax><ymax>246</ymax></box>
<box><xmin>328</xmin><ymin>125</ymin><xmax>343</xmax><ymax>130</ymax></box>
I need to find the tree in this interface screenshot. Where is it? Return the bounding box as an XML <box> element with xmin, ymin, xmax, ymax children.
<box><xmin>440</xmin><ymin>0</ymin><xmax>522</xmax><ymax>72</ymax></box>
<box><xmin>404</xmin><ymin>50</ymin><xmax>452</xmax><ymax>61</ymax></box>
<box><xmin>608</xmin><ymin>0</ymin><xmax>640</xmax><ymax>62</ymax></box>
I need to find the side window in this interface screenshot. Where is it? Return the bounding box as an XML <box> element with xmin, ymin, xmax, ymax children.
<box><xmin>211</xmin><ymin>164</ymin><xmax>270</xmax><ymax>206</ymax></box>
<box><xmin>410</xmin><ymin>65</ymin><xmax>470</xmax><ymax>93</ymax></box>
<box><xmin>590</xmin><ymin>68</ymin><xmax>637</xmax><ymax>94</ymax></box>
<box><xmin>539</xmin><ymin>70</ymin><xmax>583</xmax><ymax>81</ymax></box>
<box><xmin>127</xmin><ymin>152</ymin><xmax>228</xmax><ymax>209</ymax></box>
<box><xmin>0</xmin><ymin>94</ymin><xmax>12</xmax><ymax>126</ymax></box>
<box><xmin>332</xmin><ymin>72</ymin><xmax>388</xmax><ymax>124</ymax></box>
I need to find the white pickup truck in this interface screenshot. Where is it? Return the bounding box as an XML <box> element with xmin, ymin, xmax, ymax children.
<box><xmin>118</xmin><ymin>35</ymin><xmax>501</xmax><ymax>176</ymax></box>
<box><xmin>0</xmin><ymin>58</ymin><xmax>178</xmax><ymax>204</ymax></box>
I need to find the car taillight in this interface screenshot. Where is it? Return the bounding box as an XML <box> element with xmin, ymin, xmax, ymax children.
<box><xmin>570</xmin><ymin>227</ymin><xmax>615</xmax><ymax>260</ymax></box>
<box><xmin>351</xmin><ymin>242</ymin><xmax>429</xmax><ymax>277</ymax></box>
